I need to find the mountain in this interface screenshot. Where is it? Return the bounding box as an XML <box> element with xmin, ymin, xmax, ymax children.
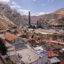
<box><xmin>54</xmin><ymin>8</ymin><xmax>64</xmax><ymax>14</ymax></box>
<box><xmin>0</xmin><ymin>2</ymin><xmax>64</xmax><ymax>27</ymax></box>
<box><xmin>20</xmin><ymin>8</ymin><xmax>64</xmax><ymax>26</ymax></box>
<box><xmin>0</xmin><ymin>3</ymin><xmax>29</xmax><ymax>26</ymax></box>
<box><xmin>37</xmin><ymin>8</ymin><xmax>64</xmax><ymax>26</ymax></box>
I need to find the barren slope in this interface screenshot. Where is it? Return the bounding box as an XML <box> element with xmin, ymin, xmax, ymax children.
<box><xmin>0</xmin><ymin>15</ymin><xmax>16</xmax><ymax>29</ymax></box>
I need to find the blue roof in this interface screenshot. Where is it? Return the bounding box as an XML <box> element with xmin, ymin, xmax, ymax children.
<box><xmin>39</xmin><ymin>53</ymin><xmax>46</xmax><ymax>57</ymax></box>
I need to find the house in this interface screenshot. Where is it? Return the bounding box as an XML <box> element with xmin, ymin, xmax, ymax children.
<box><xmin>48</xmin><ymin>57</ymin><xmax>60</xmax><ymax>64</ymax></box>
<box><xmin>0</xmin><ymin>30</ymin><xmax>6</xmax><ymax>34</ymax></box>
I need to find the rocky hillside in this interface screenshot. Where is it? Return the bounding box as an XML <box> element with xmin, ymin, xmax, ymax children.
<box><xmin>0</xmin><ymin>15</ymin><xmax>16</xmax><ymax>29</ymax></box>
<box><xmin>0</xmin><ymin>2</ymin><xmax>28</xmax><ymax>26</ymax></box>
<box><xmin>15</xmin><ymin>8</ymin><xmax>64</xmax><ymax>26</ymax></box>
<box><xmin>21</xmin><ymin>8</ymin><xmax>64</xmax><ymax>26</ymax></box>
<box><xmin>54</xmin><ymin>8</ymin><xmax>64</xmax><ymax>15</ymax></box>
<box><xmin>0</xmin><ymin>2</ymin><xmax>64</xmax><ymax>27</ymax></box>
<box><xmin>37</xmin><ymin>8</ymin><xmax>64</xmax><ymax>26</ymax></box>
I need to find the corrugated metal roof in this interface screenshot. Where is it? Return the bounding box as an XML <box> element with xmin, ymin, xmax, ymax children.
<box><xmin>48</xmin><ymin>57</ymin><xmax>60</xmax><ymax>63</ymax></box>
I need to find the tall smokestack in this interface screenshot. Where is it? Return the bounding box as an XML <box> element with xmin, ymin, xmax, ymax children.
<box><xmin>29</xmin><ymin>11</ymin><xmax>31</xmax><ymax>26</ymax></box>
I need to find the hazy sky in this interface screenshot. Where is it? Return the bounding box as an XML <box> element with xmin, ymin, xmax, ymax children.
<box><xmin>0</xmin><ymin>0</ymin><xmax>64</xmax><ymax>15</ymax></box>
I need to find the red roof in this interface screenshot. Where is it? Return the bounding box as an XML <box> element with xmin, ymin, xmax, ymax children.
<box><xmin>0</xmin><ymin>30</ymin><xmax>6</xmax><ymax>33</ymax></box>
<box><xmin>60</xmin><ymin>61</ymin><xmax>64</xmax><ymax>64</ymax></box>
<box><xmin>28</xmin><ymin>37</ymin><xmax>35</xmax><ymax>40</ymax></box>
<box><xmin>42</xmin><ymin>40</ymin><xmax>52</xmax><ymax>43</ymax></box>
<box><xmin>4</xmin><ymin>33</ymin><xmax>17</xmax><ymax>41</ymax></box>
<box><xmin>46</xmin><ymin>51</ymin><xmax>57</xmax><ymax>57</ymax></box>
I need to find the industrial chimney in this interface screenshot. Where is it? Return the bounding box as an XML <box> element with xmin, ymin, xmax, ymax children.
<box><xmin>29</xmin><ymin>11</ymin><xmax>31</xmax><ymax>26</ymax></box>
